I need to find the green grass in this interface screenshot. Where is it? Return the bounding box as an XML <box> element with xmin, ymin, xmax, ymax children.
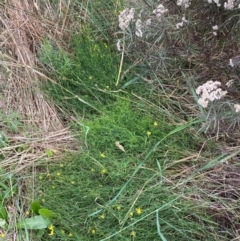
<box><xmin>33</xmin><ymin>4</ymin><xmax>233</xmax><ymax>238</ymax></box>
<box><xmin>1</xmin><ymin>0</ymin><xmax>239</xmax><ymax>240</ymax></box>
<box><xmin>33</xmin><ymin>95</ymin><xmax>224</xmax><ymax>240</ymax></box>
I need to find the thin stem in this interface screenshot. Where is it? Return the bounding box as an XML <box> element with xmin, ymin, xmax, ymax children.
<box><xmin>115</xmin><ymin>32</ymin><xmax>125</xmax><ymax>86</ymax></box>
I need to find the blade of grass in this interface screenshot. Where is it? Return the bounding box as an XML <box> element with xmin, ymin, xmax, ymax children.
<box><xmin>156</xmin><ymin>210</ymin><xmax>167</xmax><ymax>241</ymax></box>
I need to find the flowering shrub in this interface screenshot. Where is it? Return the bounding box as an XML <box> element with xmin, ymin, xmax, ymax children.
<box><xmin>116</xmin><ymin>0</ymin><xmax>240</xmax><ymax>135</ymax></box>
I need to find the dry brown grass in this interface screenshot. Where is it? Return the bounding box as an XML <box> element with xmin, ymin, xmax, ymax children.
<box><xmin>0</xmin><ymin>0</ymin><xmax>80</xmax><ymax>156</ymax></box>
<box><xmin>0</xmin><ymin>2</ymin><xmax>82</xmax><ymax>239</ymax></box>
<box><xmin>0</xmin><ymin>0</ymin><xmax>66</xmax><ymax>131</ymax></box>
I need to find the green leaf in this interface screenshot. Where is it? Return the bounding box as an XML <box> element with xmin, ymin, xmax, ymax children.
<box><xmin>45</xmin><ymin>149</ymin><xmax>53</xmax><ymax>157</ymax></box>
<box><xmin>17</xmin><ymin>215</ymin><xmax>50</xmax><ymax>230</ymax></box>
<box><xmin>0</xmin><ymin>218</ymin><xmax>6</xmax><ymax>228</ymax></box>
<box><xmin>39</xmin><ymin>208</ymin><xmax>56</xmax><ymax>218</ymax></box>
<box><xmin>0</xmin><ymin>204</ymin><xmax>7</xmax><ymax>221</ymax></box>
<box><xmin>30</xmin><ymin>201</ymin><xmax>41</xmax><ymax>215</ymax></box>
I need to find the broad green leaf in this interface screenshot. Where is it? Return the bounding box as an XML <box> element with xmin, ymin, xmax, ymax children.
<box><xmin>17</xmin><ymin>215</ymin><xmax>50</xmax><ymax>230</ymax></box>
<box><xmin>30</xmin><ymin>201</ymin><xmax>41</xmax><ymax>215</ymax></box>
<box><xmin>0</xmin><ymin>218</ymin><xmax>6</xmax><ymax>228</ymax></box>
<box><xmin>39</xmin><ymin>208</ymin><xmax>56</xmax><ymax>218</ymax></box>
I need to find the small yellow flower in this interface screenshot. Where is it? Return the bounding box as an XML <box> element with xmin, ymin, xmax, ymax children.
<box><xmin>116</xmin><ymin>205</ymin><xmax>121</xmax><ymax>211</ymax></box>
<box><xmin>68</xmin><ymin>233</ymin><xmax>73</xmax><ymax>237</ymax></box>
<box><xmin>48</xmin><ymin>224</ymin><xmax>54</xmax><ymax>231</ymax></box>
<box><xmin>100</xmin><ymin>152</ymin><xmax>106</xmax><ymax>158</ymax></box>
<box><xmin>52</xmin><ymin>149</ymin><xmax>58</xmax><ymax>154</ymax></box>
<box><xmin>129</xmin><ymin>211</ymin><xmax>134</xmax><ymax>217</ymax></box>
<box><xmin>48</xmin><ymin>225</ymin><xmax>54</xmax><ymax>236</ymax></box>
<box><xmin>0</xmin><ymin>233</ymin><xmax>5</xmax><ymax>238</ymax></box>
<box><xmin>153</xmin><ymin>121</ymin><xmax>158</xmax><ymax>126</ymax></box>
<box><xmin>101</xmin><ymin>168</ymin><xmax>107</xmax><ymax>175</ymax></box>
<box><xmin>147</xmin><ymin>131</ymin><xmax>151</xmax><ymax>136</ymax></box>
<box><xmin>52</xmin><ymin>186</ymin><xmax>55</xmax><ymax>189</ymax></box>
<box><xmin>89</xmin><ymin>76</ymin><xmax>93</xmax><ymax>80</ymax></box>
<box><xmin>60</xmin><ymin>163</ymin><xmax>64</xmax><ymax>167</ymax></box>
<box><xmin>25</xmin><ymin>210</ymin><xmax>30</xmax><ymax>216</ymax></box>
<box><xmin>61</xmin><ymin>229</ymin><xmax>65</xmax><ymax>234</ymax></box>
<box><xmin>91</xmin><ymin>168</ymin><xmax>95</xmax><ymax>172</ymax></box>
<box><xmin>104</xmin><ymin>43</ymin><xmax>108</xmax><ymax>48</ymax></box>
<box><xmin>130</xmin><ymin>231</ymin><xmax>136</xmax><ymax>237</ymax></box>
<box><xmin>39</xmin><ymin>175</ymin><xmax>43</xmax><ymax>180</ymax></box>
<box><xmin>136</xmin><ymin>207</ymin><xmax>142</xmax><ymax>215</ymax></box>
<box><xmin>91</xmin><ymin>229</ymin><xmax>96</xmax><ymax>234</ymax></box>
<box><xmin>71</xmin><ymin>181</ymin><xmax>75</xmax><ymax>184</ymax></box>
<box><xmin>57</xmin><ymin>172</ymin><xmax>61</xmax><ymax>176</ymax></box>
<box><xmin>99</xmin><ymin>214</ymin><xmax>105</xmax><ymax>219</ymax></box>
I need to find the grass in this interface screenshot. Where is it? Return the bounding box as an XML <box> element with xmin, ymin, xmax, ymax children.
<box><xmin>0</xmin><ymin>0</ymin><xmax>240</xmax><ymax>240</ymax></box>
<box><xmin>35</xmin><ymin>100</ymin><xmax>217</xmax><ymax>240</ymax></box>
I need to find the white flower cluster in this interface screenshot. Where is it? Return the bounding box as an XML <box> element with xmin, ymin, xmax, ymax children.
<box><xmin>224</xmin><ymin>0</ymin><xmax>235</xmax><ymax>9</ymax></box>
<box><xmin>152</xmin><ymin>4</ymin><xmax>168</xmax><ymax>18</ymax></box>
<box><xmin>212</xmin><ymin>25</ymin><xmax>218</xmax><ymax>36</ymax></box>
<box><xmin>118</xmin><ymin>8</ymin><xmax>135</xmax><ymax>31</ymax></box>
<box><xmin>176</xmin><ymin>16</ymin><xmax>188</xmax><ymax>29</ymax></box>
<box><xmin>234</xmin><ymin>104</ymin><xmax>240</xmax><ymax>113</ymax></box>
<box><xmin>196</xmin><ymin>81</ymin><xmax>228</xmax><ymax>108</ymax></box>
<box><xmin>135</xmin><ymin>19</ymin><xmax>143</xmax><ymax>38</ymax></box>
<box><xmin>177</xmin><ymin>0</ymin><xmax>191</xmax><ymax>8</ymax></box>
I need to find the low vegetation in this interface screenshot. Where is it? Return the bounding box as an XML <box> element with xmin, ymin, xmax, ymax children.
<box><xmin>0</xmin><ymin>0</ymin><xmax>240</xmax><ymax>240</ymax></box>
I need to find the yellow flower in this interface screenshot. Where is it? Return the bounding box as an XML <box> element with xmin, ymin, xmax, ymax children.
<box><xmin>104</xmin><ymin>43</ymin><xmax>108</xmax><ymax>48</ymax></box>
<box><xmin>57</xmin><ymin>172</ymin><xmax>61</xmax><ymax>176</ymax></box>
<box><xmin>52</xmin><ymin>186</ymin><xmax>55</xmax><ymax>189</ymax></box>
<box><xmin>129</xmin><ymin>211</ymin><xmax>134</xmax><ymax>217</ymax></box>
<box><xmin>91</xmin><ymin>168</ymin><xmax>95</xmax><ymax>172</ymax></box>
<box><xmin>0</xmin><ymin>233</ymin><xmax>5</xmax><ymax>238</ymax></box>
<box><xmin>48</xmin><ymin>225</ymin><xmax>54</xmax><ymax>236</ymax></box>
<box><xmin>99</xmin><ymin>214</ymin><xmax>105</xmax><ymax>219</ymax></box>
<box><xmin>147</xmin><ymin>131</ymin><xmax>151</xmax><ymax>136</ymax></box>
<box><xmin>68</xmin><ymin>233</ymin><xmax>73</xmax><ymax>237</ymax></box>
<box><xmin>60</xmin><ymin>163</ymin><xmax>64</xmax><ymax>167</ymax></box>
<box><xmin>153</xmin><ymin>121</ymin><xmax>158</xmax><ymax>126</ymax></box>
<box><xmin>89</xmin><ymin>76</ymin><xmax>93</xmax><ymax>80</ymax></box>
<box><xmin>61</xmin><ymin>229</ymin><xmax>65</xmax><ymax>234</ymax></box>
<box><xmin>116</xmin><ymin>205</ymin><xmax>121</xmax><ymax>211</ymax></box>
<box><xmin>71</xmin><ymin>181</ymin><xmax>75</xmax><ymax>184</ymax></box>
<box><xmin>91</xmin><ymin>229</ymin><xmax>96</xmax><ymax>234</ymax></box>
<box><xmin>39</xmin><ymin>175</ymin><xmax>43</xmax><ymax>180</ymax></box>
<box><xmin>25</xmin><ymin>210</ymin><xmax>30</xmax><ymax>216</ymax></box>
<box><xmin>130</xmin><ymin>231</ymin><xmax>136</xmax><ymax>237</ymax></box>
<box><xmin>101</xmin><ymin>168</ymin><xmax>107</xmax><ymax>175</ymax></box>
<box><xmin>48</xmin><ymin>224</ymin><xmax>54</xmax><ymax>231</ymax></box>
<box><xmin>100</xmin><ymin>152</ymin><xmax>106</xmax><ymax>158</ymax></box>
<box><xmin>136</xmin><ymin>207</ymin><xmax>142</xmax><ymax>215</ymax></box>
